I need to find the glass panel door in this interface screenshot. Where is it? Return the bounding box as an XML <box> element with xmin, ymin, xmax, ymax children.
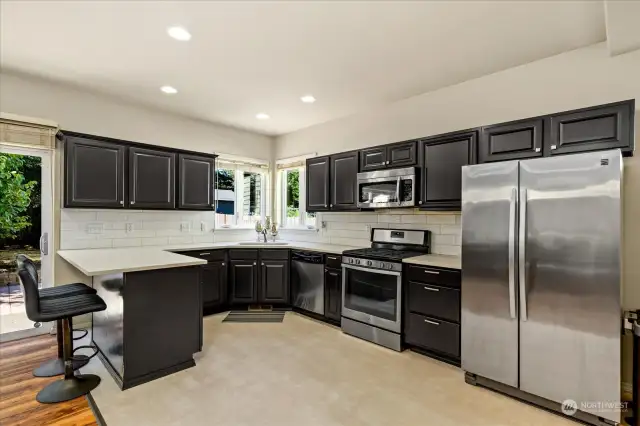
<box><xmin>0</xmin><ymin>146</ymin><xmax>53</xmax><ymax>341</ymax></box>
<box><xmin>359</xmin><ymin>180</ymin><xmax>398</xmax><ymax>204</ymax></box>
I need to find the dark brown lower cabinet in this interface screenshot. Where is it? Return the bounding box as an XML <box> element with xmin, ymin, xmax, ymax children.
<box><xmin>202</xmin><ymin>260</ymin><xmax>227</xmax><ymax>307</ymax></box>
<box><xmin>229</xmin><ymin>260</ymin><xmax>258</xmax><ymax>304</ymax></box>
<box><xmin>260</xmin><ymin>260</ymin><xmax>289</xmax><ymax>304</ymax></box>
<box><xmin>324</xmin><ymin>268</ymin><xmax>342</xmax><ymax>322</ymax></box>
<box><xmin>405</xmin><ymin>312</ymin><xmax>460</xmax><ymax>359</ymax></box>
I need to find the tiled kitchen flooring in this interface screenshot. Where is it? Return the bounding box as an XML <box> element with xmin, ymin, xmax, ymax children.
<box><xmin>83</xmin><ymin>312</ymin><xmax>579</xmax><ymax>426</ymax></box>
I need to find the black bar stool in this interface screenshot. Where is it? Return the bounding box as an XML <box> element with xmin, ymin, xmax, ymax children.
<box><xmin>17</xmin><ymin>264</ymin><xmax>107</xmax><ymax>403</ymax></box>
<box><xmin>16</xmin><ymin>254</ymin><xmax>97</xmax><ymax>377</ymax></box>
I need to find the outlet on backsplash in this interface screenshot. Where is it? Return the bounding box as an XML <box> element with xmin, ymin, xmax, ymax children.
<box><xmin>125</xmin><ymin>223</ymin><xmax>134</xmax><ymax>233</ymax></box>
<box><xmin>86</xmin><ymin>223</ymin><xmax>104</xmax><ymax>234</ymax></box>
<box><xmin>180</xmin><ymin>222</ymin><xmax>191</xmax><ymax>232</ymax></box>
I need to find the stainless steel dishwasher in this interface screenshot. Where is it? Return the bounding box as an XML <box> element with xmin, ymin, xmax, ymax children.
<box><xmin>290</xmin><ymin>251</ymin><xmax>324</xmax><ymax>315</ymax></box>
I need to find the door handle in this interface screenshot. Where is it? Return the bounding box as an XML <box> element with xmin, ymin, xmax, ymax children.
<box><xmin>253</xmin><ymin>262</ymin><xmax>257</xmax><ymax>265</ymax></box>
<box><xmin>424</xmin><ymin>319</ymin><xmax>440</xmax><ymax>326</ymax></box>
<box><xmin>519</xmin><ymin>188</ymin><xmax>528</xmax><ymax>321</ymax></box>
<box><xmin>199</xmin><ymin>252</ymin><xmax>211</xmax><ymax>256</ymax></box>
<box><xmin>329</xmin><ymin>272</ymin><xmax>338</xmax><ymax>277</ymax></box>
<box><xmin>221</xmin><ymin>263</ymin><xmax>225</xmax><ymax>266</ymax></box>
<box><xmin>40</xmin><ymin>233</ymin><xmax>48</xmax><ymax>256</ymax></box>
<box><xmin>423</xmin><ymin>270</ymin><xmax>440</xmax><ymax>275</ymax></box>
<box><xmin>423</xmin><ymin>286</ymin><xmax>439</xmax><ymax>292</ymax></box>
<box><xmin>327</xmin><ymin>256</ymin><xmax>338</xmax><ymax>260</ymax></box>
<box><xmin>508</xmin><ymin>187</ymin><xmax>517</xmax><ymax>320</ymax></box>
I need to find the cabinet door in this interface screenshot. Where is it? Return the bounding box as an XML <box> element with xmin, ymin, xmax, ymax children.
<box><xmin>479</xmin><ymin>119</ymin><xmax>543</xmax><ymax>163</ymax></box>
<box><xmin>229</xmin><ymin>260</ymin><xmax>257</xmax><ymax>304</ymax></box>
<box><xmin>330</xmin><ymin>151</ymin><xmax>358</xmax><ymax>210</ymax></box>
<box><xmin>178</xmin><ymin>154</ymin><xmax>215</xmax><ymax>210</ymax></box>
<box><xmin>359</xmin><ymin>147</ymin><xmax>387</xmax><ymax>171</ymax></box>
<box><xmin>260</xmin><ymin>260</ymin><xmax>289</xmax><ymax>304</ymax></box>
<box><xmin>549</xmin><ymin>101</ymin><xmax>633</xmax><ymax>155</ymax></box>
<box><xmin>129</xmin><ymin>147</ymin><xmax>175</xmax><ymax>209</ymax></box>
<box><xmin>387</xmin><ymin>141</ymin><xmax>417</xmax><ymax>168</ymax></box>
<box><xmin>324</xmin><ymin>269</ymin><xmax>342</xmax><ymax>322</ymax></box>
<box><xmin>64</xmin><ymin>136</ymin><xmax>126</xmax><ymax>208</ymax></box>
<box><xmin>306</xmin><ymin>156</ymin><xmax>330</xmax><ymax>211</ymax></box>
<box><xmin>202</xmin><ymin>261</ymin><xmax>227</xmax><ymax>306</ymax></box>
<box><xmin>421</xmin><ymin>131</ymin><xmax>476</xmax><ymax>210</ymax></box>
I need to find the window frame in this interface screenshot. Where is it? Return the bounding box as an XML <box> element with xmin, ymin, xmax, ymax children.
<box><xmin>215</xmin><ymin>158</ymin><xmax>269</xmax><ymax>230</ymax></box>
<box><xmin>278</xmin><ymin>166</ymin><xmax>316</xmax><ymax>230</ymax></box>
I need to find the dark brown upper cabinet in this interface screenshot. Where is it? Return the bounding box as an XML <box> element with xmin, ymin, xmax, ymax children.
<box><xmin>548</xmin><ymin>101</ymin><xmax>634</xmax><ymax>156</ymax></box>
<box><xmin>360</xmin><ymin>141</ymin><xmax>417</xmax><ymax>171</ymax></box>
<box><xmin>479</xmin><ymin>119</ymin><xmax>544</xmax><ymax>163</ymax></box>
<box><xmin>420</xmin><ymin>130</ymin><xmax>476</xmax><ymax>211</ymax></box>
<box><xmin>64</xmin><ymin>136</ymin><xmax>126</xmax><ymax>208</ymax></box>
<box><xmin>129</xmin><ymin>147</ymin><xmax>175</xmax><ymax>209</ymax></box>
<box><xmin>178</xmin><ymin>154</ymin><xmax>215</xmax><ymax>210</ymax></box>
<box><xmin>330</xmin><ymin>151</ymin><xmax>358</xmax><ymax>210</ymax></box>
<box><xmin>306</xmin><ymin>156</ymin><xmax>331</xmax><ymax>212</ymax></box>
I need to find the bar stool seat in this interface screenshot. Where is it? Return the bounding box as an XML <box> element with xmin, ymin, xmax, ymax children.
<box><xmin>40</xmin><ymin>283</ymin><xmax>96</xmax><ymax>299</ymax></box>
<box><xmin>17</xmin><ymin>266</ymin><xmax>107</xmax><ymax>404</ymax></box>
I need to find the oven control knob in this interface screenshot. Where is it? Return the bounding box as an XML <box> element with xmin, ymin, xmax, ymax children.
<box><xmin>356</xmin><ymin>259</ymin><xmax>361</xmax><ymax>265</ymax></box>
<box><xmin>379</xmin><ymin>262</ymin><xmax>384</xmax><ymax>268</ymax></box>
<box><xmin>367</xmin><ymin>260</ymin><xmax>372</xmax><ymax>266</ymax></box>
<box><xmin>388</xmin><ymin>264</ymin><xmax>394</xmax><ymax>270</ymax></box>
<box><xmin>349</xmin><ymin>258</ymin><xmax>354</xmax><ymax>264</ymax></box>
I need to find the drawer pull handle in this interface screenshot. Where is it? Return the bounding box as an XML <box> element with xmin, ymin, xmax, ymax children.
<box><xmin>424</xmin><ymin>319</ymin><xmax>440</xmax><ymax>326</ymax></box>
<box><xmin>423</xmin><ymin>270</ymin><xmax>440</xmax><ymax>275</ymax></box>
<box><xmin>200</xmin><ymin>252</ymin><xmax>211</xmax><ymax>256</ymax></box>
<box><xmin>423</xmin><ymin>286</ymin><xmax>439</xmax><ymax>292</ymax></box>
<box><xmin>327</xmin><ymin>256</ymin><xmax>338</xmax><ymax>260</ymax></box>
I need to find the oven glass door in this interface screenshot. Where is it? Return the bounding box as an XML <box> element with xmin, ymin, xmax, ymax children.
<box><xmin>358</xmin><ymin>177</ymin><xmax>414</xmax><ymax>206</ymax></box>
<box><xmin>342</xmin><ymin>264</ymin><xmax>401</xmax><ymax>333</ymax></box>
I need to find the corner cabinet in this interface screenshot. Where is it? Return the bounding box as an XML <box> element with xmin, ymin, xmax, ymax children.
<box><xmin>330</xmin><ymin>151</ymin><xmax>359</xmax><ymax>210</ymax></box>
<box><xmin>177</xmin><ymin>154</ymin><xmax>215</xmax><ymax>210</ymax></box>
<box><xmin>306</xmin><ymin>156</ymin><xmax>330</xmax><ymax>211</ymax></box>
<box><xmin>419</xmin><ymin>130</ymin><xmax>476</xmax><ymax>211</ymax></box>
<box><xmin>129</xmin><ymin>147</ymin><xmax>175</xmax><ymax>209</ymax></box>
<box><xmin>64</xmin><ymin>136</ymin><xmax>126</xmax><ymax>208</ymax></box>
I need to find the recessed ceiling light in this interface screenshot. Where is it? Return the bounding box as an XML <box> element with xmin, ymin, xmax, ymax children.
<box><xmin>167</xmin><ymin>26</ymin><xmax>191</xmax><ymax>41</ymax></box>
<box><xmin>256</xmin><ymin>113</ymin><xmax>270</xmax><ymax>120</ymax></box>
<box><xmin>300</xmin><ymin>95</ymin><xmax>316</xmax><ymax>103</ymax></box>
<box><xmin>160</xmin><ymin>86</ymin><xmax>178</xmax><ymax>94</ymax></box>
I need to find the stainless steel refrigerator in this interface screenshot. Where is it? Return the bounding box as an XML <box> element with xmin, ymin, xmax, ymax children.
<box><xmin>461</xmin><ymin>150</ymin><xmax>622</xmax><ymax>426</ymax></box>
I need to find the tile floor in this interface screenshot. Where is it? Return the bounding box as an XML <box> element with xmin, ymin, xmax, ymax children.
<box><xmin>81</xmin><ymin>312</ymin><xmax>578</xmax><ymax>426</ymax></box>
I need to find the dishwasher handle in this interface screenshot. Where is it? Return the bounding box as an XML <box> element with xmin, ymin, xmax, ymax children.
<box><xmin>291</xmin><ymin>251</ymin><xmax>324</xmax><ymax>264</ymax></box>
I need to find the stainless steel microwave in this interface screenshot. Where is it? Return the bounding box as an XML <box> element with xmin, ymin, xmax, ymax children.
<box><xmin>356</xmin><ymin>167</ymin><xmax>417</xmax><ymax>209</ymax></box>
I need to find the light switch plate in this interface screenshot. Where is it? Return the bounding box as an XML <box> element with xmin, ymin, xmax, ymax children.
<box><xmin>125</xmin><ymin>223</ymin><xmax>134</xmax><ymax>233</ymax></box>
<box><xmin>180</xmin><ymin>222</ymin><xmax>191</xmax><ymax>232</ymax></box>
<box><xmin>200</xmin><ymin>222</ymin><xmax>206</xmax><ymax>232</ymax></box>
<box><xmin>365</xmin><ymin>225</ymin><xmax>372</xmax><ymax>233</ymax></box>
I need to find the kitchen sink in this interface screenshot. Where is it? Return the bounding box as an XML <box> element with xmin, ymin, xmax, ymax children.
<box><xmin>236</xmin><ymin>242</ymin><xmax>289</xmax><ymax>246</ymax></box>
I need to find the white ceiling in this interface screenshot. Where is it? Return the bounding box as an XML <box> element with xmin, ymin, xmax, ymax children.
<box><xmin>0</xmin><ymin>1</ymin><xmax>607</xmax><ymax>136</ymax></box>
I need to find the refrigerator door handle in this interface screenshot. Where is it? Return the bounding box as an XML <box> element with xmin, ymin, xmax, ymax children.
<box><xmin>508</xmin><ymin>188</ymin><xmax>517</xmax><ymax>320</ymax></box>
<box><xmin>519</xmin><ymin>188</ymin><xmax>528</xmax><ymax>321</ymax></box>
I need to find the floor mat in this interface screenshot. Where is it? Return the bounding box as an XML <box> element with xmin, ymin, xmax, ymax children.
<box><xmin>222</xmin><ymin>311</ymin><xmax>285</xmax><ymax>323</ymax></box>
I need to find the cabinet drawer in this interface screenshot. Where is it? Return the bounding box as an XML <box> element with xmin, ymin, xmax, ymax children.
<box><xmin>325</xmin><ymin>254</ymin><xmax>342</xmax><ymax>269</ymax></box>
<box><xmin>406</xmin><ymin>265</ymin><xmax>460</xmax><ymax>289</ymax></box>
<box><xmin>228</xmin><ymin>249</ymin><xmax>259</xmax><ymax>260</ymax></box>
<box><xmin>260</xmin><ymin>249</ymin><xmax>289</xmax><ymax>260</ymax></box>
<box><xmin>408</xmin><ymin>282</ymin><xmax>460</xmax><ymax>323</ymax></box>
<box><xmin>405</xmin><ymin>312</ymin><xmax>460</xmax><ymax>358</ymax></box>
<box><xmin>175</xmin><ymin>250</ymin><xmax>225</xmax><ymax>262</ymax></box>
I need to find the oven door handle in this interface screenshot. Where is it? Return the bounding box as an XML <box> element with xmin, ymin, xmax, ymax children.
<box><xmin>342</xmin><ymin>263</ymin><xmax>402</xmax><ymax>277</ymax></box>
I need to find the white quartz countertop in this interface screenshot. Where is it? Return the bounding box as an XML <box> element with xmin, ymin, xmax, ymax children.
<box><xmin>402</xmin><ymin>254</ymin><xmax>461</xmax><ymax>270</ymax></box>
<box><xmin>58</xmin><ymin>241</ymin><xmax>365</xmax><ymax>277</ymax></box>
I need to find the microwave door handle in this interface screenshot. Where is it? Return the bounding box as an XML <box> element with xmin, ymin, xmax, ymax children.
<box><xmin>396</xmin><ymin>176</ymin><xmax>401</xmax><ymax>202</ymax></box>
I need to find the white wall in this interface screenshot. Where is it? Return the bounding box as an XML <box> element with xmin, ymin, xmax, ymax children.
<box><xmin>0</xmin><ymin>71</ymin><xmax>273</xmax><ymax>160</ymax></box>
<box><xmin>277</xmin><ymin>43</ymin><xmax>639</xmax><ymax>157</ymax></box>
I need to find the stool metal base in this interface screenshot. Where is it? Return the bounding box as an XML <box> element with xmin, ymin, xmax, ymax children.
<box><xmin>36</xmin><ymin>374</ymin><xmax>101</xmax><ymax>404</ymax></box>
<box><xmin>33</xmin><ymin>355</ymin><xmax>89</xmax><ymax>377</ymax></box>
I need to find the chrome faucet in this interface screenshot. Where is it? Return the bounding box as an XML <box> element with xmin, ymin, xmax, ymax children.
<box><xmin>261</xmin><ymin>228</ymin><xmax>268</xmax><ymax>243</ymax></box>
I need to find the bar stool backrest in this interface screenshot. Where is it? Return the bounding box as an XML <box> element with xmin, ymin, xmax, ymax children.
<box><xmin>16</xmin><ymin>264</ymin><xmax>42</xmax><ymax>320</ymax></box>
<box><xmin>16</xmin><ymin>254</ymin><xmax>39</xmax><ymax>283</ymax></box>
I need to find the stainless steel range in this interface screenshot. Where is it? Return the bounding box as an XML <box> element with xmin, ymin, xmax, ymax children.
<box><xmin>341</xmin><ymin>229</ymin><xmax>430</xmax><ymax>351</ymax></box>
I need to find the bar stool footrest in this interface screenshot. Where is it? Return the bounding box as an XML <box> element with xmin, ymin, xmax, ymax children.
<box><xmin>70</xmin><ymin>345</ymin><xmax>99</xmax><ymax>362</ymax></box>
<box><xmin>72</xmin><ymin>328</ymin><xmax>88</xmax><ymax>341</ymax></box>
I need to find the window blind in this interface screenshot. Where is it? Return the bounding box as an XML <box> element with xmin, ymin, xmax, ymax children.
<box><xmin>0</xmin><ymin>112</ymin><xmax>58</xmax><ymax>150</ymax></box>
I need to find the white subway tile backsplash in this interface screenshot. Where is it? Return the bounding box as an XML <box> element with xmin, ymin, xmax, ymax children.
<box><xmin>155</xmin><ymin>229</ymin><xmax>184</xmax><ymax>237</ymax></box>
<box><xmin>112</xmin><ymin>238</ymin><xmax>142</xmax><ymax>248</ymax></box>
<box><xmin>96</xmin><ymin>211</ymin><xmax>129</xmax><ymax>222</ymax></box>
<box><xmin>322</xmin><ymin>214</ymin><xmax>378</xmax><ymax>223</ymax></box>
<box><xmin>325</xmin><ymin>230</ymin><xmax>370</xmax><ymax>240</ymax></box>
<box><xmin>168</xmin><ymin>236</ymin><xmax>194</xmax><ymax>245</ymax></box>
<box><xmin>192</xmin><ymin>235</ymin><xmax>216</xmax><ymax>243</ymax></box>
<box><xmin>330</xmin><ymin>237</ymin><xmax>370</xmax><ymax>248</ymax></box>
<box><xmin>456</xmin><ymin>215</ymin><xmax>463</xmax><ymax>225</ymax></box>
<box><xmin>61</xmin><ymin>210</ymin><xmax>96</xmax><ymax>222</ymax></box>
<box><xmin>326</xmin><ymin>222</ymin><xmax>378</xmax><ymax>231</ymax></box>
<box><xmin>433</xmin><ymin>234</ymin><xmax>456</xmax><ymax>245</ymax></box>
<box><xmin>432</xmin><ymin>244</ymin><xmax>461</xmax><ymax>256</ymax></box>
<box><xmin>400</xmin><ymin>215</ymin><xmax>428</xmax><ymax>224</ymax></box>
<box><xmin>377</xmin><ymin>215</ymin><xmax>401</xmax><ymax>223</ymax></box>
<box><xmin>440</xmin><ymin>225</ymin><xmax>462</xmax><ymax>236</ymax></box>
<box><xmin>426</xmin><ymin>214</ymin><xmax>457</xmax><ymax>225</ymax></box>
